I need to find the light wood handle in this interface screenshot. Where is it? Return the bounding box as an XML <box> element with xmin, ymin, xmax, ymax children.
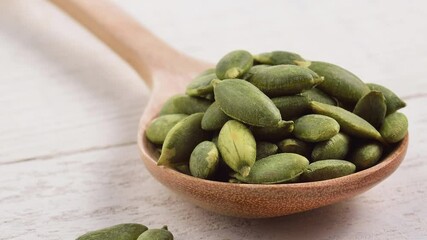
<box><xmin>49</xmin><ymin>0</ymin><xmax>187</xmax><ymax>87</ymax></box>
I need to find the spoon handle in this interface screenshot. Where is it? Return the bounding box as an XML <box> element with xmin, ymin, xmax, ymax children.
<box><xmin>50</xmin><ymin>0</ymin><xmax>187</xmax><ymax>87</ymax></box>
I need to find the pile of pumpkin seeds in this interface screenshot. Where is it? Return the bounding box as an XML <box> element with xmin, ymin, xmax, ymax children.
<box><xmin>146</xmin><ymin>50</ymin><xmax>408</xmax><ymax>183</ymax></box>
<box><xmin>76</xmin><ymin>223</ymin><xmax>174</xmax><ymax>240</ymax></box>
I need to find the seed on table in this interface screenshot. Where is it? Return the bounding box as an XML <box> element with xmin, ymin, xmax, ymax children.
<box><xmin>137</xmin><ymin>226</ymin><xmax>174</xmax><ymax>240</ymax></box>
<box><xmin>300</xmin><ymin>61</ymin><xmax>370</xmax><ymax>104</ymax></box>
<box><xmin>159</xmin><ymin>94</ymin><xmax>212</xmax><ymax>115</ymax></box>
<box><xmin>76</xmin><ymin>223</ymin><xmax>148</xmax><ymax>240</ymax></box>
<box><xmin>248</xmin><ymin>65</ymin><xmax>323</xmax><ymax>97</ymax></box>
<box><xmin>146</xmin><ymin>114</ymin><xmax>188</xmax><ymax>145</ymax></box>
<box><xmin>189</xmin><ymin>141</ymin><xmax>220</xmax><ymax>179</ymax></box>
<box><xmin>367</xmin><ymin>83</ymin><xmax>407</xmax><ymax>115</ymax></box>
<box><xmin>214</xmin><ymin>79</ymin><xmax>289</xmax><ymax>127</ymax></box>
<box><xmin>312</xmin><ymin>133</ymin><xmax>351</xmax><ymax>161</ymax></box>
<box><xmin>380</xmin><ymin>112</ymin><xmax>408</xmax><ymax>143</ymax></box>
<box><xmin>253</xmin><ymin>50</ymin><xmax>304</xmax><ymax>65</ymax></box>
<box><xmin>293</xmin><ymin>114</ymin><xmax>340</xmax><ymax>142</ymax></box>
<box><xmin>301</xmin><ymin>159</ymin><xmax>356</xmax><ymax>182</ymax></box>
<box><xmin>353</xmin><ymin>91</ymin><xmax>387</xmax><ymax>129</ymax></box>
<box><xmin>218</xmin><ymin>120</ymin><xmax>256</xmax><ymax>177</ymax></box>
<box><xmin>349</xmin><ymin>141</ymin><xmax>383</xmax><ymax>170</ymax></box>
<box><xmin>216</xmin><ymin>50</ymin><xmax>253</xmax><ymax>79</ymax></box>
<box><xmin>158</xmin><ymin>113</ymin><xmax>210</xmax><ymax>167</ymax></box>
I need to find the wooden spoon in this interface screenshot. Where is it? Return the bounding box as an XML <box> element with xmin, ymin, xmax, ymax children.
<box><xmin>51</xmin><ymin>0</ymin><xmax>408</xmax><ymax>218</ymax></box>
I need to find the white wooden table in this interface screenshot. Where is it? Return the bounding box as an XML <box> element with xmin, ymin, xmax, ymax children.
<box><xmin>1</xmin><ymin>0</ymin><xmax>426</xmax><ymax>239</ymax></box>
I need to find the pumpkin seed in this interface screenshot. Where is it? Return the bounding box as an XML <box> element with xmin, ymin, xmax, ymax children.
<box><xmin>253</xmin><ymin>51</ymin><xmax>304</xmax><ymax>65</ymax></box>
<box><xmin>367</xmin><ymin>83</ymin><xmax>407</xmax><ymax>115</ymax></box>
<box><xmin>380</xmin><ymin>112</ymin><xmax>408</xmax><ymax>143</ymax></box>
<box><xmin>214</xmin><ymin>79</ymin><xmax>288</xmax><ymax>127</ymax></box>
<box><xmin>349</xmin><ymin>141</ymin><xmax>383</xmax><ymax>170</ymax></box>
<box><xmin>277</xmin><ymin>138</ymin><xmax>312</xmax><ymax>158</ymax></box>
<box><xmin>189</xmin><ymin>141</ymin><xmax>220</xmax><ymax>179</ymax></box>
<box><xmin>248</xmin><ymin>65</ymin><xmax>323</xmax><ymax>97</ymax></box>
<box><xmin>158</xmin><ymin>113</ymin><xmax>210</xmax><ymax>166</ymax></box>
<box><xmin>353</xmin><ymin>91</ymin><xmax>387</xmax><ymax>129</ymax></box>
<box><xmin>310</xmin><ymin>101</ymin><xmax>384</xmax><ymax>142</ymax></box>
<box><xmin>301</xmin><ymin>160</ymin><xmax>356</xmax><ymax>182</ymax></box>
<box><xmin>271</xmin><ymin>95</ymin><xmax>310</xmax><ymax>120</ymax></box>
<box><xmin>218</xmin><ymin>120</ymin><xmax>256</xmax><ymax>177</ymax></box>
<box><xmin>159</xmin><ymin>95</ymin><xmax>211</xmax><ymax>115</ymax></box>
<box><xmin>185</xmin><ymin>73</ymin><xmax>217</xmax><ymax>97</ymax></box>
<box><xmin>241</xmin><ymin>64</ymin><xmax>269</xmax><ymax>80</ymax></box>
<box><xmin>311</xmin><ymin>133</ymin><xmax>350</xmax><ymax>161</ymax></box>
<box><xmin>301</xmin><ymin>88</ymin><xmax>337</xmax><ymax>106</ymax></box>
<box><xmin>137</xmin><ymin>226</ymin><xmax>174</xmax><ymax>240</ymax></box>
<box><xmin>256</xmin><ymin>141</ymin><xmax>279</xmax><ymax>160</ymax></box>
<box><xmin>233</xmin><ymin>153</ymin><xmax>309</xmax><ymax>184</ymax></box>
<box><xmin>250</xmin><ymin>122</ymin><xmax>294</xmax><ymax>142</ymax></box>
<box><xmin>216</xmin><ymin>50</ymin><xmax>253</xmax><ymax>79</ymax></box>
<box><xmin>293</xmin><ymin>114</ymin><xmax>340</xmax><ymax>142</ymax></box>
<box><xmin>146</xmin><ymin>114</ymin><xmax>188</xmax><ymax>145</ymax></box>
<box><xmin>77</xmin><ymin>223</ymin><xmax>148</xmax><ymax>240</ymax></box>
<box><xmin>301</xmin><ymin>61</ymin><xmax>370</xmax><ymax>104</ymax></box>
<box><xmin>201</xmin><ymin>101</ymin><xmax>231</xmax><ymax>131</ymax></box>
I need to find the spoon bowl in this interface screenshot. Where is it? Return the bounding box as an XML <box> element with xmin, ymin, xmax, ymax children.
<box><xmin>52</xmin><ymin>0</ymin><xmax>409</xmax><ymax>218</ymax></box>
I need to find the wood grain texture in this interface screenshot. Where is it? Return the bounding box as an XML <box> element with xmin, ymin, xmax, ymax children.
<box><xmin>1</xmin><ymin>0</ymin><xmax>426</xmax><ymax>239</ymax></box>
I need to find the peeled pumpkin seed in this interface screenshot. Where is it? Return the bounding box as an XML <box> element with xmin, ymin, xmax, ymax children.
<box><xmin>271</xmin><ymin>95</ymin><xmax>310</xmax><ymax>120</ymax></box>
<box><xmin>301</xmin><ymin>160</ymin><xmax>356</xmax><ymax>182</ymax></box>
<box><xmin>214</xmin><ymin>79</ymin><xmax>289</xmax><ymax>127</ymax></box>
<box><xmin>300</xmin><ymin>88</ymin><xmax>337</xmax><ymax>106</ymax></box>
<box><xmin>185</xmin><ymin>73</ymin><xmax>217</xmax><ymax>97</ymax></box>
<box><xmin>145</xmin><ymin>114</ymin><xmax>188</xmax><ymax>145</ymax></box>
<box><xmin>216</xmin><ymin>50</ymin><xmax>253</xmax><ymax>79</ymax></box>
<box><xmin>218</xmin><ymin>120</ymin><xmax>256</xmax><ymax>177</ymax></box>
<box><xmin>242</xmin><ymin>64</ymin><xmax>269</xmax><ymax>80</ymax></box>
<box><xmin>367</xmin><ymin>83</ymin><xmax>407</xmax><ymax>115</ymax></box>
<box><xmin>158</xmin><ymin>113</ymin><xmax>210</xmax><ymax>166</ymax></box>
<box><xmin>293</xmin><ymin>114</ymin><xmax>340</xmax><ymax>142</ymax></box>
<box><xmin>250</xmin><ymin>122</ymin><xmax>294</xmax><ymax>142</ymax></box>
<box><xmin>196</xmin><ymin>68</ymin><xmax>216</xmax><ymax>78</ymax></box>
<box><xmin>77</xmin><ymin>223</ymin><xmax>148</xmax><ymax>240</ymax></box>
<box><xmin>253</xmin><ymin>51</ymin><xmax>304</xmax><ymax>65</ymax></box>
<box><xmin>380</xmin><ymin>112</ymin><xmax>408</xmax><ymax>143</ymax></box>
<box><xmin>277</xmin><ymin>138</ymin><xmax>312</xmax><ymax>158</ymax></box>
<box><xmin>349</xmin><ymin>142</ymin><xmax>383</xmax><ymax>170</ymax></box>
<box><xmin>201</xmin><ymin>101</ymin><xmax>231</xmax><ymax>131</ymax></box>
<box><xmin>301</xmin><ymin>61</ymin><xmax>370</xmax><ymax>104</ymax></box>
<box><xmin>137</xmin><ymin>226</ymin><xmax>174</xmax><ymax>240</ymax></box>
<box><xmin>256</xmin><ymin>142</ymin><xmax>279</xmax><ymax>160</ymax></box>
<box><xmin>248</xmin><ymin>65</ymin><xmax>323</xmax><ymax>97</ymax></box>
<box><xmin>311</xmin><ymin>133</ymin><xmax>350</xmax><ymax>161</ymax></box>
<box><xmin>310</xmin><ymin>101</ymin><xmax>384</xmax><ymax>142</ymax></box>
<box><xmin>189</xmin><ymin>141</ymin><xmax>220</xmax><ymax>179</ymax></box>
<box><xmin>233</xmin><ymin>153</ymin><xmax>309</xmax><ymax>184</ymax></box>
<box><xmin>159</xmin><ymin>95</ymin><xmax>211</xmax><ymax>115</ymax></box>
<box><xmin>353</xmin><ymin>91</ymin><xmax>387</xmax><ymax>129</ymax></box>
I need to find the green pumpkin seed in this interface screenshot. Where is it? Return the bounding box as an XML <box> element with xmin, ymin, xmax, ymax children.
<box><xmin>137</xmin><ymin>226</ymin><xmax>174</xmax><ymax>240</ymax></box>
<box><xmin>146</xmin><ymin>114</ymin><xmax>188</xmax><ymax>145</ymax></box>
<box><xmin>277</xmin><ymin>138</ymin><xmax>312</xmax><ymax>158</ymax></box>
<box><xmin>213</xmin><ymin>79</ymin><xmax>289</xmax><ymax>127</ymax></box>
<box><xmin>301</xmin><ymin>160</ymin><xmax>356</xmax><ymax>182</ymax></box>
<box><xmin>241</xmin><ymin>64</ymin><xmax>270</xmax><ymax>80</ymax></box>
<box><xmin>195</xmin><ymin>68</ymin><xmax>216</xmax><ymax>78</ymax></box>
<box><xmin>301</xmin><ymin>61</ymin><xmax>370</xmax><ymax>104</ymax></box>
<box><xmin>253</xmin><ymin>51</ymin><xmax>304</xmax><ymax>65</ymax></box>
<box><xmin>271</xmin><ymin>95</ymin><xmax>310</xmax><ymax>120</ymax></box>
<box><xmin>256</xmin><ymin>142</ymin><xmax>279</xmax><ymax>160</ymax></box>
<box><xmin>77</xmin><ymin>223</ymin><xmax>148</xmax><ymax>240</ymax></box>
<box><xmin>353</xmin><ymin>91</ymin><xmax>387</xmax><ymax>129</ymax></box>
<box><xmin>216</xmin><ymin>50</ymin><xmax>253</xmax><ymax>79</ymax></box>
<box><xmin>250</xmin><ymin>122</ymin><xmax>294</xmax><ymax>142</ymax></box>
<box><xmin>174</xmin><ymin>163</ymin><xmax>191</xmax><ymax>175</ymax></box>
<box><xmin>189</xmin><ymin>141</ymin><xmax>220</xmax><ymax>179</ymax></box>
<box><xmin>301</xmin><ymin>88</ymin><xmax>337</xmax><ymax>105</ymax></box>
<box><xmin>310</xmin><ymin>101</ymin><xmax>384</xmax><ymax>142</ymax></box>
<box><xmin>201</xmin><ymin>101</ymin><xmax>231</xmax><ymax>130</ymax></box>
<box><xmin>379</xmin><ymin>112</ymin><xmax>408</xmax><ymax>143</ymax></box>
<box><xmin>185</xmin><ymin>73</ymin><xmax>217</xmax><ymax>97</ymax></box>
<box><xmin>367</xmin><ymin>83</ymin><xmax>407</xmax><ymax>115</ymax></box>
<box><xmin>349</xmin><ymin>142</ymin><xmax>383</xmax><ymax>170</ymax></box>
<box><xmin>248</xmin><ymin>65</ymin><xmax>323</xmax><ymax>97</ymax></box>
<box><xmin>293</xmin><ymin>114</ymin><xmax>340</xmax><ymax>142</ymax></box>
<box><xmin>158</xmin><ymin>113</ymin><xmax>210</xmax><ymax>166</ymax></box>
<box><xmin>218</xmin><ymin>120</ymin><xmax>256</xmax><ymax>177</ymax></box>
<box><xmin>228</xmin><ymin>178</ymin><xmax>243</xmax><ymax>183</ymax></box>
<box><xmin>311</xmin><ymin>133</ymin><xmax>350</xmax><ymax>161</ymax></box>
<box><xmin>159</xmin><ymin>95</ymin><xmax>211</xmax><ymax>115</ymax></box>
<box><xmin>233</xmin><ymin>153</ymin><xmax>309</xmax><ymax>184</ymax></box>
